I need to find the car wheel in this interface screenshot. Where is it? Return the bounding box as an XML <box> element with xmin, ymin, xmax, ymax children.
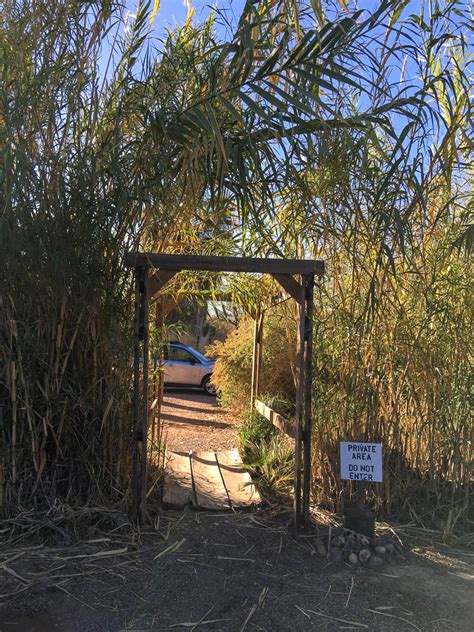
<box><xmin>202</xmin><ymin>375</ymin><xmax>216</xmax><ymax>396</ymax></box>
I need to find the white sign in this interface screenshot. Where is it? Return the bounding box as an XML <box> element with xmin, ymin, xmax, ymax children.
<box><xmin>340</xmin><ymin>442</ymin><xmax>383</xmax><ymax>482</ymax></box>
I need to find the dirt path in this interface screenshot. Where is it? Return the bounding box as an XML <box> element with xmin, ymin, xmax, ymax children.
<box><xmin>129</xmin><ymin>514</ymin><xmax>474</xmax><ymax>631</ymax></box>
<box><xmin>1</xmin><ymin>511</ymin><xmax>473</xmax><ymax>632</ymax></box>
<box><xmin>161</xmin><ymin>390</ymin><xmax>241</xmax><ymax>452</ymax></box>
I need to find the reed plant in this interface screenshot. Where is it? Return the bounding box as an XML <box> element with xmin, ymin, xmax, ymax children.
<box><xmin>211</xmin><ymin>1</ymin><xmax>472</xmax><ymax>536</ymax></box>
<box><xmin>0</xmin><ymin>0</ymin><xmax>394</xmax><ymax>523</ymax></box>
<box><xmin>1</xmin><ymin>0</ymin><xmax>470</xmax><ymax>537</ymax></box>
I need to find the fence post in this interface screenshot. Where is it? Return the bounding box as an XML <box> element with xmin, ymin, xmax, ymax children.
<box><xmin>132</xmin><ymin>267</ymin><xmax>143</xmax><ymax>521</ymax></box>
<box><xmin>302</xmin><ymin>274</ymin><xmax>314</xmax><ymax>527</ymax></box>
<box><xmin>140</xmin><ymin>269</ymin><xmax>149</xmax><ymax>525</ymax></box>
<box><xmin>294</xmin><ymin>280</ymin><xmax>306</xmax><ymax>529</ymax></box>
<box><xmin>250</xmin><ymin>313</ymin><xmax>259</xmax><ymax>407</ymax></box>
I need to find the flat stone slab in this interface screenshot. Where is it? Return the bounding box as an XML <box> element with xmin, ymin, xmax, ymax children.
<box><xmin>216</xmin><ymin>448</ymin><xmax>260</xmax><ymax>508</ymax></box>
<box><xmin>163</xmin><ymin>449</ymin><xmax>260</xmax><ymax>510</ymax></box>
<box><xmin>162</xmin><ymin>451</ymin><xmax>193</xmax><ymax>508</ymax></box>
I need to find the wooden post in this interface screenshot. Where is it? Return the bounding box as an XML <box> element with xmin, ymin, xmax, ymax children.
<box><xmin>140</xmin><ymin>270</ymin><xmax>149</xmax><ymax>525</ymax></box>
<box><xmin>132</xmin><ymin>267</ymin><xmax>143</xmax><ymax>521</ymax></box>
<box><xmin>250</xmin><ymin>312</ymin><xmax>264</xmax><ymax>407</ymax></box>
<box><xmin>294</xmin><ymin>280</ymin><xmax>306</xmax><ymax>529</ymax></box>
<box><xmin>302</xmin><ymin>274</ymin><xmax>314</xmax><ymax>526</ymax></box>
<box><xmin>149</xmin><ymin>305</ymin><xmax>158</xmax><ymax>459</ymax></box>
<box><xmin>151</xmin><ymin>298</ymin><xmax>164</xmax><ymax>454</ymax></box>
<box><xmin>255</xmin><ymin>312</ymin><xmax>264</xmax><ymax>399</ymax></box>
<box><xmin>250</xmin><ymin>313</ymin><xmax>259</xmax><ymax>407</ymax></box>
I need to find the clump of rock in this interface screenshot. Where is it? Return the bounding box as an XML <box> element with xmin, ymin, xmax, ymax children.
<box><xmin>327</xmin><ymin>529</ymin><xmax>402</xmax><ymax>568</ymax></box>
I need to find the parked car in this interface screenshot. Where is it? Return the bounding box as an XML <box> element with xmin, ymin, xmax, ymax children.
<box><xmin>161</xmin><ymin>342</ymin><xmax>216</xmax><ymax>395</ymax></box>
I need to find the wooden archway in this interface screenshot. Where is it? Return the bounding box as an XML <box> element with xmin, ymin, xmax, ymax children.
<box><xmin>124</xmin><ymin>253</ymin><xmax>324</xmax><ymax>529</ymax></box>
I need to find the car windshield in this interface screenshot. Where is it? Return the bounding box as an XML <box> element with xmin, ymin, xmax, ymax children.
<box><xmin>162</xmin><ymin>345</ymin><xmax>211</xmax><ymax>364</ymax></box>
<box><xmin>186</xmin><ymin>347</ymin><xmax>211</xmax><ymax>363</ymax></box>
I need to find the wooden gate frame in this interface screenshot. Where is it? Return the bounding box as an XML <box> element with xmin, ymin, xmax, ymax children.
<box><xmin>124</xmin><ymin>253</ymin><xmax>324</xmax><ymax>529</ymax></box>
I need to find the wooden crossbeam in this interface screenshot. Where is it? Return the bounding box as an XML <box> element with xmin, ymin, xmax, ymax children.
<box><xmin>255</xmin><ymin>399</ymin><xmax>296</xmax><ymax>439</ymax></box>
<box><xmin>271</xmin><ymin>273</ymin><xmax>303</xmax><ymax>303</ymax></box>
<box><xmin>149</xmin><ymin>269</ymin><xmax>177</xmax><ymax>297</ymax></box>
<box><xmin>125</xmin><ymin>253</ymin><xmax>324</xmax><ymax>276</ymax></box>
<box><xmin>161</xmin><ymin>293</ymin><xmax>186</xmax><ymax>317</ymax></box>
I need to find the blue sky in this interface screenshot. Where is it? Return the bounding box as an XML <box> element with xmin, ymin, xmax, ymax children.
<box><xmin>124</xmin><ymin>0</ymin><xmax>431</xmax><ymax>26</ymax></box>
<box><xmin>135</xmin><ymin>0</ymin><xmax>245</xmax><ymax>29</ymax></box>
<box><xmin>148</xmin><ymin>0</ymin><xmax>246</xmax><ymax>27</ymax></box>
<box><xmin>116</xmin><ymin>0</ymin><xmax>470</xmax><ymax>149</ymax></box>
<box><xmin>126</xmin><ymin>1</ymin><xmax>403</xmax><ymax>36</ymax></box>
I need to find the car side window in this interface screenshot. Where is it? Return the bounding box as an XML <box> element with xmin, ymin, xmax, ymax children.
<box><xmin>168</xmin><ymin>347</ymin><xmax>198</xmax><ymax>363</ymax></box>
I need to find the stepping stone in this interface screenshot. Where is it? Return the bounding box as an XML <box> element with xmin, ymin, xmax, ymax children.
<box><xmin>190</xmin><ymin>451</ymin><xmax>230</xmax><ymax>511</ymax></box>
<box><xmin>162</xmin><ymin>448</ymin><xmax>261</xmax><ymax>511</ymax></box>
<box><xmin>162</xmin><ymin>451</ymin><xmax>193</xmax><ymax>508</ymax></box>
<box><xmin>216</xmin><ymin>449</ymin><xmax>260</xmax><ymax>508</ymax></box>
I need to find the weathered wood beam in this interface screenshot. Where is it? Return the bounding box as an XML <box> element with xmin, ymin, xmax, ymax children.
<box><xmin>302</xmin><ymin>274</ymin><xmax>315</xmax><ymax>527</ymax></box>
<box><xmin>140</xmin><ymin>270</ymin><xmax>150</xmax><ymax>525</ymax></box>
<box><xmin>250</xmin><ymin>312</ymin><xmax>264</xmax><ymax>405</ymax></box>
<box><xmin>271</xmin><ymin>273</ymin><xmax>303</xmax><ymax>303</ymax></box>
<box><xmin>161</xmin><ymin>293</ymin><xmax>186</xmax><ymax>318</ymax></box>
<box><xmin>125</xmin><ymin>253</ymin><xmax>324</xmax><ymax>276</ymax></box>
<box><xmin>250</xmin><ymin>316</ymin><xmax>259</xmax><ymax>408</ymax></box>
<box><xmin>149</xmin><ymin>269</ymin><xmax>177</xmax><ymax>298</ymax></box>
<box><xmin>132</xmin><ymin>268</ymin><xmax>142</xmax><ymax>520</ymax></box>
<box><xmin>255</xmin><ymin>399</ymin><xmax>296</xmax><ymax>439</ymax></box>
<box><xmin>255</xmin><ymin>312</ymin><xmax>264</xmax><ymax>398</ymax></box>
<box><xmin>294</xmin><ymin>279</ymin><xmax>306</xmax><ymax>530</ymax></box>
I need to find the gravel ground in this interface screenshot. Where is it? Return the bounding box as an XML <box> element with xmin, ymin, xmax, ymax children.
<box><xmin>160</xmin><ymin>390</ymin><xmax>241</xmax><ymax>453</ymax></box>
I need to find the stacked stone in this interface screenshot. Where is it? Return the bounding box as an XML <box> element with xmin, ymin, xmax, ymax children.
<box><xmin>326</xmin><ymin>530</ymin><xmax>402</xmax><ymax>567</ymax></box>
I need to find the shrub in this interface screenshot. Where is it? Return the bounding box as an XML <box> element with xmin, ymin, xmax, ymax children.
<box><xmin>209</xmin><ymin>306</ymin><xmax>297</xmax><ymax>411</ymax></box>
<box><xmin>238</xmin><ymin>408</ymin><xmax>293</xmax><ymax>502</ymax></box>
<box><xmin>238</xmin><ymin>408</ymin><xmax>277</xmax><ymax>453</ymax></box>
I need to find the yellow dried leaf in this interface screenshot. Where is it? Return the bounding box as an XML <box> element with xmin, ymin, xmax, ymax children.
<box><xmin>150</xmin><ymin>0</ymin><xmax>160</xmax><ymax>25</ymax></box>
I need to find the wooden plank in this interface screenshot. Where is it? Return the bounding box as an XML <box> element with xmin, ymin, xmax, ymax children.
<box><xmin>294</xmin><ymin>278</ymin><xmax>306</xmax><ymax>529</ymax></box>
<box><xmin>250</xmin><ymin>317</ymin><xmax>259</xmax><ymax>407</ymax></box>
<box><xmin>132</xmin><ymin>268</ymin><xmax>142</xmax><ymax>520</ymax></box>
<box><xmin>255</xmin><ymin>399</ymin><xmax>296</xmax><ymax>439</ymax></box>
<box><xmin>140</xmin><ymin>270</ymin><xmax>150</xmax><ymax>525</ymax></box>
<box><xmin>216</xmin><ymin>449</ymin><xmax>260</xmax><ymax>508</ymax></box>
<box><xmin>251</xmin><ymin>314</ymin><xmax>264</xmax><ymax>406</ymax></box>
<box><xmin>256</xmin><ymin>313</ymin><xmax>263</xmax><ymax>398</ymax></box>
<box><xmin>302</xmin><ymin>274</ymin><xmax>315</xmax><ymax>526</ymax></box>
<box><xmin>149</xmin><ymin>269</ymin><xmax>177</xmax><ymax>297</ymax></box>
<box><xmin>162</xmin><ymin>451</ymin><xmax>193</xmax><ymax>508</ymax></box>
<box><xmin>125</xmin><ymin>253</ymin><xmax>324</xmax><ymax>276</ymax></box>
<box><xmin>190</xmin><ymin>451</ymin><xmax>231</xmax><ymax>510</ymax></box>
<box><xmin>161</xmin><ymin>293</ymin><xmax>186</xmax><ymax>317</ymax></box>
<box><xmin>271</xmin><ymin>273</ymin><xmax>303</xmax><ymax>302</ymax></box>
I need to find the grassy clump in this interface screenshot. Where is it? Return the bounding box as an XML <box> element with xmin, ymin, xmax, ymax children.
<box><xmin>238</xmin><ymin>408</ymin><xmax>278</xmax><ymax>449</ymax></box>
<box><xmin>243</xmin><ymin>436</ymin><xmax>294</xmax><ymax>502</ymax></box>
<box><xmin>238</xmin><ymin>406</ymin><xmax>294</xmax><ymax>502</ymax></box>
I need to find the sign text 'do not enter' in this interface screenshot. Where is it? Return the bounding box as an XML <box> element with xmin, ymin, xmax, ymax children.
<box><xmin>340</xmin><ymin>442</ymin><xmax>383</xmax><ymax>482</ymax></box>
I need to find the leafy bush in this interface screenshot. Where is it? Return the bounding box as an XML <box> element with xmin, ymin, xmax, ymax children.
<box><xmin>238</xmin><ymin>408</ymin><xmax>277</xmax><ymax>453</ymax></box>
<box><xmin>209</xmin><ymin>307</ymin><xmax>297</xmax><ymax>411</ymax></box>
<box><xmin>263</xmin><ymin>394</ymin><xmax>296</xmax><ymax>420</ymax></box>
<box><xmin>242</xmin><ymin>435</ymin><xmax>294</xmax><ymax>501</ymax></box>
<box><xmin>238</xmin><ymin>408</ymin><xmax>293</xmax><ymax>502</ymax></box>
